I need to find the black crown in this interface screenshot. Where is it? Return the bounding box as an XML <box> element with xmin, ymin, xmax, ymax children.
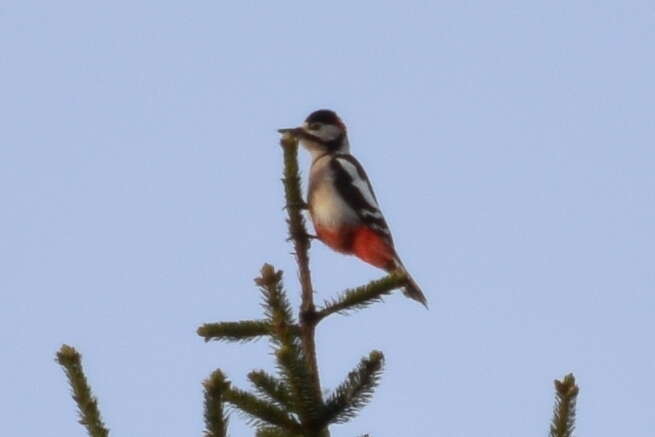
<box><xmin>305</xmin><ymin>109</ymin><xmax>341</xmax><ymax>125</ymax></box>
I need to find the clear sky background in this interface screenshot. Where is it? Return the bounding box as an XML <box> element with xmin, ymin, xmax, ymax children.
<box><xmin>2</xmin><ymin>2</ymin><xmax>654</xmax><ymax>436</ymax></box>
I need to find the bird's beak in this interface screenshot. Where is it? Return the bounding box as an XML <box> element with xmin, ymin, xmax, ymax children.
<box><xmin>277</xmin><ymin>127</ymin><xmax>306</xmax><ymax>137</ymax></box>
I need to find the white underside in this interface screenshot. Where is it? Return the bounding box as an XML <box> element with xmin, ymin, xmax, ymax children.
<box><xmin>309</xmin><ymin>155</ymin><xmax>360</xmax><ymax>229</ymax></box>
<box><xmin>310</xmin><ymin>181</ymin><xmax>360</xmax><ymax>229</ymax></box>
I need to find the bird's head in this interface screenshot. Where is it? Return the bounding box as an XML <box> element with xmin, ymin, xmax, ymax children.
<box><xmin>279</xmin><ymin>109</ymin><xmax>349</xmax><ymax>156</ymax></box>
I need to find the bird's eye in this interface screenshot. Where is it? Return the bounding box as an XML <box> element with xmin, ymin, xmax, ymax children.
<box><xmin>308</xmin><ymin>122</ymin><xmax>321</xmax><ymax>130</ymax></box>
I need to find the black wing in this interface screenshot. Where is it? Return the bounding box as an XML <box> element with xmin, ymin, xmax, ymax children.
<box><xmin>330</xmin><ymin>154</ymin><xmax>394</xmax><ymax>244</ymax></box>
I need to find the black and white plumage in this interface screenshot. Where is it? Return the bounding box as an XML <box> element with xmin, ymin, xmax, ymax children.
<box><xmin>279</xmin><ymin>109</ymin><xmax>427</xmax><ymax>307</ymax></box>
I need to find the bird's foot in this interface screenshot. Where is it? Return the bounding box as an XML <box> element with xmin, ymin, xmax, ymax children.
<box><xmin>286</xmin><ymin>232</ymin><xmax>318</xmax><ymax>242</ymax></box>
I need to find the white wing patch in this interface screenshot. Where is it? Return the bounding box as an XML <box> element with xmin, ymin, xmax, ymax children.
<box><xmin>336</xmin><ymin>158</ymin><xmax>380</xmax><ymax>210</ymax></box>
<box><xmin>361</xmin><ymin>209</ymin><xmax>383</xmax><ymax>219</ymax></box>
<box><xmin>371</xmin><ymin>223</ymin><xmax>391</xmax><ymax>235</ymax></box>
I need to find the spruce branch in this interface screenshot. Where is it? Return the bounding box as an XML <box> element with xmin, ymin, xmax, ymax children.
<box><xmin>256</xmin><ymin>426</ymin><xmax>300</xmax><ymax>437</ymax></box>
<box><xmin>203</xmin><ymin>369</ymin><xmax>231</xmax><ymax>437</ymax></box>
<box><xmin>280</xmin><ymin>133</ymin><xmax>314</xmax><ymax>313</ymax></box>
<box><xmin>197</xmin><ymin>320</ymin><xmax>300</xmax><ymax>343</ymax></box>
<box><xmin>257</xmin><ymin>264</ymin><xmax>297</xmax><ymax>347</ymax></box>
<box><xmin>280</xmin><ymin>133</ymin><xmax>325</xmax><ymax>428</ymax></box>
<box><xmin>549</xmin><ymin>373</ymin><xmax>579</xmax><ymax>437</ymax></box>
<box><xmin>249</xmin><ymin>370</ymin><xmax>294</xmax><ymax>411</ymax></box>
<box><xmin>317</xmin><ymin>272</ymin><xmax>408</xmax><ymax>321</ymax></box>
<box><xmin>274</xmin><ymin>344</ymin><xmax>321</xmax><ymax>425</ymax></box>
<box><xmin>320</xmin><ymin>351</ymin><xmax>385</xmax><ymax>426</ymax></box>
<box><xmin>224</xmin><ymin>387</ymin><xmax>302</xmax><ymax>433</ymax></box>
<box><xmin>55</xmin><ymin>345</ymin><xmax>109</xmax><ymax>437</ymax></box>
<box><xmin>257</xmin><ymin>264</ymin><xmax>322</xmax><ymax>426</ymax></box>
<box><xmin>197</xmin><ymin>320</ymin><xmax>273</xmax><ymax>343</ymax></box>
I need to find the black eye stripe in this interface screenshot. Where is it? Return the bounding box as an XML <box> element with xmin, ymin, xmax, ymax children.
<box><xmin>300</xmin><ymin>130</ymin><xmax>344</xmax><ymax>151</ymax></box>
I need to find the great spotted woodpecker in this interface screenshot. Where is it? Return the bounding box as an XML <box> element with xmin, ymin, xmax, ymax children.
<box><xmin>279</xmin><ymin>109</ymin><xmax>427</xmax><ymax>307</ymax></box>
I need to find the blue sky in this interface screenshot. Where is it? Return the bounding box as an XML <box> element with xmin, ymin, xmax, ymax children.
<box><xmin>1</xmin><ymin>2</ymin><xmax>654</xmax><ymax>436</ymax></box>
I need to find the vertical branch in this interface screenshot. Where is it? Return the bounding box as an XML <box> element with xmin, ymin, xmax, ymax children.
<box><xmin>55</xmin><ymin>345</ymin><xmax>110</xmax><ymax>437</ymax></box>
<box><xmin>549</xmin><ymin>373</ymin><xmax>579</xmax><ymax>437</ymax></box>
<box><xmin>203</xmin><ymin>370</ymin><xmax>230</xmax><ymax>437</ymax></box>
<box><xmin>280</xmin><ymin>134</ymin><xmax>314</xmax><ymax>312</ymax></box>
<box><xmin>279</xmin><ymin>134</ymin><xmax>324</xmax><ymax>420</ymax></box>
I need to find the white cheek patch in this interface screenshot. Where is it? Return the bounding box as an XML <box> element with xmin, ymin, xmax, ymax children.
<box><xmin>336</xmin><ymin>158</ymin><xmax>380</xmax><ymax>210</ymax></box>
<box><xmin>319</xmin><ymin>124</ymin><xmax>342</xmax><ymax>141</ymax></box>
<box><xmin>303</xmin><ymin>123</ymin><xmax>342</xmax><ymax>142</ymax></box>
<box><xmin>301</xmin><ymin>122</ymin><xmax>342</xmax><ymax>141</ymax></box>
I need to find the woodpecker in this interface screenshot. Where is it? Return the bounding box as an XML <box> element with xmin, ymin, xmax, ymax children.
<box><xmin>279</xmin><ymin>109</ymin><xmax>427</xmax><ymax>307</ymax></box>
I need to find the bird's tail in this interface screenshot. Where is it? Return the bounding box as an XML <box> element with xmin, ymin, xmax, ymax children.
<box><xmin>392</xmin><ymin>257</ymin><xmax>428</xmax><ymax>309</ymax></box>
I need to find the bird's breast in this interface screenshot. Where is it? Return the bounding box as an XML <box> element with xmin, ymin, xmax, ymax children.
<box><xmin>309</xmin><ymin>181</ymin><xmax>359</xmax><ymax>228</ymax></box>
<box><xmin>308</xmin><ymin>173</ymin><xmax>359</xmax><ymax>230</ymax></box>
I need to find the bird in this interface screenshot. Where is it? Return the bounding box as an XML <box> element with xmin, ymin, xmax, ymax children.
<box><xmin>279</xmin><ymin>109</ymin><xmax>427</xmax><ymax>307</ymax></box>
